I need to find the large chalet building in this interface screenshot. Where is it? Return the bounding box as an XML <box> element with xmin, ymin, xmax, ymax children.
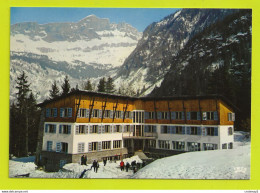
<box><xmin>38</xmin><ymin>90</ymin><xmax>236</xmax><ymax>171</ymax></box>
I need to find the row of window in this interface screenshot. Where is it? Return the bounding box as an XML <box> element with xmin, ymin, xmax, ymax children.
<box><xmin>159</xmin><ymin>126</ymin><xmax>219</xmax><ymax>136</ymax></box>
<box><xmin>78</xmin><ymin>108</ymin><xmax>132</xmax><ymax>119</ymax></box>
<box><xmin>45</xmin><ymin>123</ymin><xmax>233</xmax><ymax>136</ymax></box>
<box><xmin>46</xmin><ymin>108</ymin><xmax>73</xmax><ymax>118</ymax></box>
<box><xmin>75</xmin><ymin>125</ymin><xmax>132</xmax><ymax>134</ymax></box>
<box><xmin>158</xmin><ymin>140</ymin><xmax>223</xmax><ymax>151</ymax></box>
<box><xmin>46</xmin><ymin>108</ymin><xmax>235</xmax><ymax>123</ymax></box>
<box><xmin>45</xmin><ymin>124</ymin><xmax>71</xmax><ymax>134</ymax></box>
<box><xmin>45</xmin><ymin>124</ymin><xmax>133</xmax><ymax>135</ymax></box>
<box><xmin>145</xmin><ymin>111</ymin><xmax>219</xmax><ymax>121</ymax></box>
<box><xmin>46</xmin><ymin>140</ymin><xmax>122</xmax><ymax>153</ymax></box>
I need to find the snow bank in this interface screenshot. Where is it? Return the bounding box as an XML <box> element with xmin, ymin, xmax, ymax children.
<box><xmin>132</xmin><ymin>144</ymin><xmax>250</xmax><ymax>179</ymax></box>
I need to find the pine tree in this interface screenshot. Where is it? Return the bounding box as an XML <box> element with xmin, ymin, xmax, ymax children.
<box><xmin>61</xmin><ymin>75</ymin><xmax>71</xmax><ymax>96</ymax></box>
<box><xmin>97</xmin><ymin>77</ymin><xmax>106</xmax><ymax>92</ymax></box>
<box><xmin>106</xmin><ymin>76</ymin><xmax>115</xmax><ymax>93</ymax></box>
<box><xmin>14</xmin><ymin>71</ymin><xmax>31</xmax><ymax>157</ymax></box>
<box><xmin>49</xmin><ymin>80</ymin><xmax>60</xmax><ymax>99</ymax></box>
<box><xmin>27</xmin><ymin>92</ymin><xmax>40</xmax><ymax>154</ymax></box>
<box><xmin>83</xmin><ymin>80</ymin><xmax>93</xmax><ymax>91</ymax></box>
<box><xmin>9</xmin><ymin>102</ymin><xmax>18</xmax><ymax>156</ymax></box>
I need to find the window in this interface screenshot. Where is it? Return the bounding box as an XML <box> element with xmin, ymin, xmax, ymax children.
<box><xmin>228</xmin><ymin>113</ymin><xmax>235</xmax><ymax>121</ymax></box>
<box><xmin>104</xmin><ymin>125</ymin><xmax>111</xmax><ymax>133</ymax></box>
<box><xmin>78</xmin><ymin>143</ymin><xmax>85</xmax><ymax>153</ymax></box>
<box><xmin>47</xmin><ymin>141</ymin><xmax>53</xmax><ymax>151</ymax></box>
<box><xmin>92</xmin><ymin>125</ymin><xmax>98</xmax><ymax>134</ymax></box>
<box><xmin>161</xmin><ymin>125</ymin><xmax>168</xmax><ymax>134</ymax></box>
<box><xmin>104</xmin><ymin>110</ymin><xmax>110</xmax><ymax>118</ymax></box>
<box><xmin>191</xmin><ymin>127</ymin><xmax>198</xmax><ymax>135</ymax></box>
<box><xmin>158</xmin><ymin>140</ymin><xmax>170</xmax><ymax>149</ymax></box>
<box><xmin>49</xmin><ymin>125</ymin><xmax>56</xmax><ymax>133</ymax></box>
<box><xmin>146</xmin><ymin>125</ymin><xmax>156</xmax><ymax>133</ymax></box>
<box><xmin>207</xmin><ymin>112</ymin><xmax>214</xmax><ymax>120</ymax></box>
<box><xmin>172</xmin><ymin>141</ymin><xmax>185</xmax><ymax>151</ymax></box>
<box><xmin>148</xmin><ymin>112</ymin><xmax>155</xmax><ymax>119</ymax></box>
<box><xmin>60</xmin><ymin>108</ymin><xmax>72</xmax><ymax>118</ymax></box>
<box><xmin>190</xmin><ymin>112</ymin><xmax>198</xmax><ymax>120</ymax></box>
<box><xmin>162</xmin><ymin>112</ymin><xmax>168</xmax><ymax>119</ymax></box>
<box><xmin>203</xmin><ymin>143</ymin><xmax>218</xmax><ymax>151</ymax></box>
<box><xmin>61</xmin><ymin>142</ymin><xmax>68</xmax><ymax>153</ymax></box>
<box><xmin>115</xmin><ymin>125</ymin><xmax>121</xmax><ymax>132</ymax></box>
<box><xmin>46</xmin><ymin>108</ymin><xmax>57</xmax><ymax>118</ymax></box>
<box><xmin>124</xmin><ymin>125</ymin><xmax>130</xmax><ymax>132</ymax></box>
<box><xmin>75</xmin><ymin>125</ymin><xmax>87</xmax><ymax>134</ymax></box>
<box><xmin>133</xmin><ymin>111</ymin><xmax>144</xmax><ymax>123</ymax></box>
<box><xmin>115</xmin><ymin>111</ymin><xmax>121</xmax><ymax>119</ymax></box>
<box><xmin>148</xmin><ymin>140</ymin><xmax>156</xmax><ymax>148</ymax></box>
<box><xmin>113</xmin><ymin>140</ymin><xmax>122</xmax><ymax>149</ymax></box>
<box><xmin>50</xmin><ymin>108</ymin><xmax>57</xmax><ymax>117</ymax></box>
<box><xmin>228</xmin><ymin>127</ymin><xmax>233</xmax><ymax>135</ymax></box>
<box><xmin>79</xmin><ymin>109</ymin><xmax>87</xmax><ymax>117</ymax></box>
<box><xmin>91</xmin><ymin>142</ymin><xmax>98</xmax><ymax>151</ymax></box>
<box><xmin>125</xmin><ymin>111</ymin><xmax>131</xmax><ymax>119</ymax></box>
<box><xmin>92</xmin><ymin>109</ymin><xmax>99</xmax><ymax>118</ymax></box>
<box><xmin>176</xmin><ymin>126</ymin><xmax>183</xmax><ymax>134</ymax></box>
<box><xmin>59</xmin><ymin>125</ymin><xmax>71</xmax><ymax>134</ymax></box>
<box><xmin>79</xmin><ymin>125</ymin><xmax>86</xmax><ymax>134</ymax></box>
<box><xmin>222</xmin><ymin>143</ymin><xmax>227</xmax><ymax>149</ymax></box>
<box><xmin>206</xmin><ymin>127</ymin><xmax>215</xmax><ymax>136</ymax></box>
<box><xmin>187</xmin><ymin>142</ymin><xmax>201</xmax><ymax>151</ymax></box>
<box><xmin>175</xmin><ymin>112</ymin><xmax>182</xmax><ymax>120</ymax></box>
<box><xmin>102</xmin><ymin>141</ymin><xmax>111</xmax><ymax>150</ymax></box>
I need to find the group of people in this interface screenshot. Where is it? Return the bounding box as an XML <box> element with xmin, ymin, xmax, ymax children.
<box><xmin>120</xmin><ymin>160</ymin><xmax>131</xmax><ymax>172</ymax></box>
<box><xmin>81</xmin><ymin>154</ymin><xmax>141</xmax><ymax>174</ymax></box>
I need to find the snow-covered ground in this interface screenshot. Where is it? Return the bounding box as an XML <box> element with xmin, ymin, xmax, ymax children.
<box><xmin>9</xmin><ymin>131</ymin><xmax>250</xmax><ymax>179</ymax></box>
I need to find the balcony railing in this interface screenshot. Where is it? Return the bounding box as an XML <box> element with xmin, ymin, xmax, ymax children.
<box><xmin>143</xmin><ymin>132</ymin><xmax>158</xmax><ymax>138</ymax></box>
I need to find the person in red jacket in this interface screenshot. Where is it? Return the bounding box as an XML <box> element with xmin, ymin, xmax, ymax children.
<box><xmin>120</xmin><ymin>160</ymin><xmax>125</xmax><ymax>171</ymax></box>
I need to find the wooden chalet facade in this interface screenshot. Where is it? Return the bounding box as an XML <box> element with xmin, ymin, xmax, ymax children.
<box><xmin>38</xmin><ymin>90</ymin><xmax>235</xmax><ymax>171</ymax></box>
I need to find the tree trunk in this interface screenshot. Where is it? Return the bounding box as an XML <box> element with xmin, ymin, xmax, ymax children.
<box><xmin>35</xmin><ymin>108</ymin><xmax>45</xmax><ymax>166</ymax></box>
<box><xmin>25</xmin><ymin>110</ymin><xmax>29</xmax><ymax>156</ymax></box>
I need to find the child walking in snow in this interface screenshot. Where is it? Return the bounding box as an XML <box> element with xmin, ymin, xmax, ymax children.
<box><xmin>120</xmin><ymin>160</ymin><xmax>125</xmax><ymax>171</ymax></box>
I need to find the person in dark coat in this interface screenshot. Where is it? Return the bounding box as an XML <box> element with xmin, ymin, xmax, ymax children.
<box><xmin>131</xmin><ymin>160</ymin><xmax>136</xmax><ymax>169</ymax></box>
<box><xmin>120</xmin><ymin>160</ymin><xmax>125</xmax><ymax>171</ymax></box>
<box><xmin>91</xmin><ymin>160</ymin><xmax>98</xmax><ymax>172</ymax></box>
<box><xmin>125</xmin><ymin>162</ymin><xmax>130</xmax><ymax>172</ymax></box>
<box><xmin>81</xmin><ymin>155</ymin><xmax>85</xmax><ymax>165</ymax></box>
<box><xmin>103</xmin><ymin>158</ymin><xmax>107</xmax><ymax>166</ymax></box>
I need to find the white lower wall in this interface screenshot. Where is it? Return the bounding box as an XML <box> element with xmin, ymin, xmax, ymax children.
<box><xmin>42</xmin><ymin>122</ymin><xmax>234</xmax><ymax>154</ymax></box>
<box><xmin>219</xmin><ymin>125</ymin><xmax>234</xmax><ymax>149</ymax></box>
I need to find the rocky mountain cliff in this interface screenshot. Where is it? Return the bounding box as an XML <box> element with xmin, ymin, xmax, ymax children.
<box><xmin>115</xmin><ymin>9</ymin><xmax>239</xmax><ymax>95</ymax></box>
<box><xmin>151</xmin><ymin>9</ymin><xmax>251</xmax><ymax>128</ymax></box>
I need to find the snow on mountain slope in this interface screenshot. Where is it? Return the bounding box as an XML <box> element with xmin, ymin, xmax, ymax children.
<box><xmin>9</xmin><ymin>132</ymin><xmax>250</xmax><ymax>179</ymax></box>
<box><xmin>10</xmin><ymin>15</ymin><xmax>142</xmax><ymax>102</ymax></box>
<box><xmin>11</xmin><ymin>30</ymin><xmax>139</xmax><ymax>68</ymax></box>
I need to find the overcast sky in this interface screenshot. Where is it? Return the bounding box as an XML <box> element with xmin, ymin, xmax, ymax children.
<box><xmin>11</xmin><ymin>7</ymin><xmax>180</xmax><ymax>32</ymax></box>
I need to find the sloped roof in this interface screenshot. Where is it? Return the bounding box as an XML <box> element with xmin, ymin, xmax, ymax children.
<box><xmin>37</xmin><ymin>89</ymin><xmax>238</xmax><ymax>111</ymax></box>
